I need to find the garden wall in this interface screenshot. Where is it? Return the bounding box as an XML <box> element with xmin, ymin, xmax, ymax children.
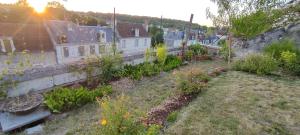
<box><xmin>2</xmin><ymin>46</ymin><xmax>219</xmax><ymax>97</ymax></box>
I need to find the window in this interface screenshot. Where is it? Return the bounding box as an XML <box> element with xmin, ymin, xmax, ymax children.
<box><xmin>135</xmin><ymin>39</ymin><xmax>139</xmax><ymax>47</ymax></box>
<box><xmin>97</xmin><ymin>31</ymin><xmax>106</xmax><ymax>43</ymax></box>
<box><xmin>122</xmin><ymin>40</ymin><xmax>126</xmax><ymax>49</ymax></box>
<box><xmin>3</xmin><ymin>39</ymin><xmax>13</xmax><ymax>53</ymax></box>
<box><xmin>90</xmin><ymin>45</ymin><xmax>95</xmax><ymax>55</ymax></box>
<box><xmin>144</xmin><ymin>39</ymin><xmax>147</xmax><ymax>46</ymax></box>
<box><xmin>63</xmin><ymin>47</ymin><xmax>69</xmax><ymax>57</ymax></box>
<box><xmin>135</xmin><ymin>28</ymin><xmax>139</xmax><ymax>37</ymax></box>
<box><xmin>78</xmin><ymin>46</ymin><xmax>85</xmax><ymax>56</ymax></box>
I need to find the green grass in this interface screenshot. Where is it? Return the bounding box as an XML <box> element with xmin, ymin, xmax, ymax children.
<box><xmin>164</xmin><ymin>71</ymin><xmax>300</xmax><ymax>135</ymax></box>
<box><xmin>8</xmin><ymin>60</ymin><xmax>300</xmax><ymax>135</ymax></box>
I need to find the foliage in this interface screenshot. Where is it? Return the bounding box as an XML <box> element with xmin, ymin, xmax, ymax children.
<box><xmin>163</xmin><ymin>55</ymin><xmax>182</xmax><ymax>72</ymax></box>
<box><xmin>44</xmin><ymin>85</ymin><xmax>112</xmax><ymax>113</ymax></box>
<box><xmin>100</xmin><ymin>54</ymin><xmax>123</xmax><ymax>83</ymax></box>
<box><xmin>189</xmin><ymin>44</ymin><xmax>208</xmax><ymax>56</ymax></box>
<box><xmin>96</xmin><ymin>95</ymin><xmax>161</xmax><ymax>135</ymax></box>
<box><xmin>167</xmin><ymin>111</ymin><xmax>179</xmax><ymax>123</ymax></box>
<box><xmin>219</xmin><ymin>40</ymin><xmax>233</xmax><ymax>61</ymax></box>
<box><xmin>233</xmin><ymin>54</ymin><xmax>278</xmax><ymax>75</ymax></box>
<box><xmin>156</xmin><ymin>45</ymin><xmax>167</xmax><ymax>65</ymax></box>
<box><xmin>280</xmin><ymin>51</ymin><xmax>300</xmax><ymax>75</ymax></box>
<box><xmin>230</xmin><ymin>10</ymin><xmax>272</xmax><ymax>39</ymax></box>
<box><xmin>184</xmin><ymin>50</ymin><xmax>194</xmax><ymax>61</ymax></box>
<box><xmin>177</xmin><ymin>70</ymin><xmax>208</xmax><ymax>95</ymax></box>
<box><xmin>263</xmin><ymin>39</ymin><xmax>300</xmax><ymax>60</ymax></box>
<box><xmin>149</xmin><ymin>26</ymin><xmax>164</xmax><ymax>47</ymax></box>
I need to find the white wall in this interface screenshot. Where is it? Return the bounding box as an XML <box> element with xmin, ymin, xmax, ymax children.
<box><xmin>0</xmin><ymin>52</ymin><xmax>57</xmax><ymax>72</ymax></box>
<box><xmin>118</xmin><ymin>37</ymin><xmax>151</xmax><ymax>55</ymax></box>
<box><xmin>56</xmin><ymin>43</ymin><xmax>109</xmax><ymax>64</ymax></box>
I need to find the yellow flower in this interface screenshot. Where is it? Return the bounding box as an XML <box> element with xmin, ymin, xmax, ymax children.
<box><xmin>100</xmin><ymin>119</ymin><xmax>107</xmax><ymax>126</ymax></box>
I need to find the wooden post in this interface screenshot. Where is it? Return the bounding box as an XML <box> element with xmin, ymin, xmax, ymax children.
<box><xmin>182</xmin><ymin>14</ymin><xmax>194</xmax><ymax>59</ymax></box>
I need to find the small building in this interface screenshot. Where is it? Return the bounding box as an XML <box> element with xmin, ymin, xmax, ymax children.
<box><xmin>116</xmin><ymin>22</ymin><xmax>151</xmax><ymax>56</ymax></box>
<box><xmin>0</xmin><ymin>22</ymin><xmax>56</xmax><ymax>71</ymax></box>
<box><xmin>164</xmin><ymin>31</ymin><xmax>184</xmax><ymax>49</ymax></box>
<box><xmin>45</xmin><ymin>20</ymin><xmax>113</xmax><ymax>64</ymax></box>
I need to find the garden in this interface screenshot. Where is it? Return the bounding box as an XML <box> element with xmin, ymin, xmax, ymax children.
<box><xmin>1</xmin><ymin>38</ymin><xmax>299</xmax><ymax>135</ymax></box>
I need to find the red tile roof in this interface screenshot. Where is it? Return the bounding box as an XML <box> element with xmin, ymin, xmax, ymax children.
<box><xmin>117</xmin><ymin>22</ymin><xmax>149</xmax><ymax>38</ymax></box>
<box><xmin>0</xmin><ymin>23</ymin><xmax>54</xmax><ymax>52</ymax></box>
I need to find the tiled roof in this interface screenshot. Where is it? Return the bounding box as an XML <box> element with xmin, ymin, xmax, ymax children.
<box><xmin>0</xmin><ymin>22</ymin><xmax>54</xmax><ymax>52</ymax></box>
<box><xmin>46</xmin><ymin>20</ymin><xmax>113</xmax><ymax>45</ymax></box>
<box><xmin>117</xmin><ymin>22</ymin><xmax>149</xmax><ymax>38</ymax></box>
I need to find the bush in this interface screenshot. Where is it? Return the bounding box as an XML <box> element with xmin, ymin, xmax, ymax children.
<box><xmin>100</xmin><ymin>54</ymin><xmax>123</xmax><ymax>83</ymax></box>
<box><xmin>263</xmin><ymin>39</ymin><xmax>300</xmax><ymax>60</ymax></box>
<box><xmin>280</xmin><ymin>51</ymin><xmax>300</xmax><ymax>75</ymax></box>
<box><xmin>177</xmin><ymin>70</ymin><xmax>208</xmax><ymax>95</ymax></box>
<box><xmin>189</xmin><ymin>44</ymin><xmax>208</xmax><ymax>56</ymax></box>
<box><xmin>184</xmin><ymin>50</ymin><xmax>194</xmax><ymax>61</ymax></box>
<box><xmin>156</xmin><ymin>45</ymin><xmax>167</xmax><ymax>65</ymax></box>
<box><xmin>219</xmin><ymin>41</ymin><xmax>234</xmax><ymax>61</ymax></box>
<box><xmin>233</xmin><ymin>54</ymin><xmax>278</xmax><ymax>75</ymax></box>
<box><xmin>163</xmin><ymin>55</ymin><xmax>182</xmax><ymax>72</ymax></box>
<box><xmin>44</xmin><ymin>85</ymin><xmax>112</xmax><ymax>113</ymax></box>
<box><xmin>96</xmin><ymin>95</ymin><xmax>161</xmax><ymax>135</ymax></box>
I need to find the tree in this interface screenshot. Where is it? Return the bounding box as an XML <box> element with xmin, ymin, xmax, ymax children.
<box><xmin>15</xmin><ymin>0</ymin><xmax>29</xmax><ymax>7</ymax></box>
<box><xmin>46</xmin><ymin>1</ymin><xmax>65</xmax><ymax>9</ymax></box>
<box><xmin>149</xmin><ymin>26</ymin><xmax>164</xmax><ymax>48</ymax></box>
<box><xmin>207</xmin><ymin>0</ymin><xmax>288</xmax><ymax>63</ymax></box>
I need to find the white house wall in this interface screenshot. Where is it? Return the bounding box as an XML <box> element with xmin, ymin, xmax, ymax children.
<box><xmin>56</xmin><ymin>43</ymin><xmax>106</xmax><ymax>64</ymax></box>
<box><xmin>118</xmin><ymin>37</ymin><xmax>151</xmax><ymax>55</ymax></box>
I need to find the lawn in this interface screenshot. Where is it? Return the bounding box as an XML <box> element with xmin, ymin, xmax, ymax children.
<box><xmin>165</xmin><ymin>71</ymin><xmax>300</xmax><ymax>135</ymax></box>
<box><xmin>7</xmin><ymin>60</ymin><xmax>300</xmax><ymax>135</ymax></box>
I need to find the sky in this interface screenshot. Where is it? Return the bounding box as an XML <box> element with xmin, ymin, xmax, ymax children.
<box><xmin>0</xmin><ymin>0</ymin><xmax>218</xmax><ymax>26</ymax></box>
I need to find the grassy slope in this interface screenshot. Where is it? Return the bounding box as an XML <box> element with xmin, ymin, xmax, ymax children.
<box><xmin>165</xmin><ymin>71</ymin><xmax>300</xmax><ymax>135</ymax></box>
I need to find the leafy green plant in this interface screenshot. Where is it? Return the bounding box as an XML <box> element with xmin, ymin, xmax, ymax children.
<box><xmin>167</xmin><ymin>111</ymin><xmax>179</xmax><ymax>123</ymax></box>
<box><xmin>233</xmin><ymin>54</ymin><xmax>278</xmax><ymax>75</ymax></box>
<box><xmin>156</xmin><ymin>45</ymin><xmax>167</xmax><ymax>65</ymax></box>
<box><xmin>44</xmin><ymin>85</ymin><xmax>112</xmax><ymax>113</ymax></box>
<box><xmin>189</xmin><ymin>44</ymin><xmax>208</xmax><ymax>56</ymax></box>
<box><xmin>264</xmin><ymin>39</ymin><xmax>300</xmax><ymax>60</ymax></box>
<box><xmin>96</xmin><ymin>95</ymin><xmax>161</xmax><ymax>135</ymax></box>
<box><xmin>184</xmin><ymin>50</ymin><xmax>194</xmax><ymax>61</ymax></box>
<box><xmin>177</xmin><ymin>70</ymin><xmax>208</xmax><ymax>95</ymax></box>
<box><xmin>163</xmin><ymin>55</ymin><xmax>182</xmax><ymax>72</ymax></box>
<box><xmin>100</xmin><ymin>54</ymin><xmax>123</xmax><ymax>83</ymax></box>
<box><xmin>280</xmin><ymin>51</ymin><xmax>300</xmax><ymax>75</ymax></box>
<box><xmin>219</xmin><ymin>41</ymin><xmax>234</xmax><ymax>61</ymax></box>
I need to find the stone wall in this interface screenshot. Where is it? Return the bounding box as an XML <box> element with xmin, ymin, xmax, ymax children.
<box><xmin>233</xmin><ymin>23</ymin><xmax>300</xmax><ymax>58</ymax></box>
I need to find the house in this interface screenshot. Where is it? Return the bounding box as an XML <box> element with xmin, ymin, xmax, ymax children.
<box><xmin>45</xmin><ymin>20</ymin><xmax>113</xmax><ymax>64</ymax></box>
<box><xmin>0</xmin><ymin>22</ymin><xmax>56</xmax><ymax>71</ymax></box>
<box><xmin>164</xmin><ymin>31</ymin><xmax>184</xmax><ymax>49</ymax></box>
<box><xmin>116</xmin><ymin>22</ymin><xmax>151</xmax><ymax>56</ymax></box>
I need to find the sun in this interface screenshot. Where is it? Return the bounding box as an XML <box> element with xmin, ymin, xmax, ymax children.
<box><xmin>28</xmin><ymin>0</ymin><xmax>48</xmax><ymax>13</ymax></box>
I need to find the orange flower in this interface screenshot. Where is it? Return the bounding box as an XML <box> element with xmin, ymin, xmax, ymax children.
<box><xmin>100</xmin><ymin>119</ymin><xmax>107</xmax><ymax>126</ymax></box>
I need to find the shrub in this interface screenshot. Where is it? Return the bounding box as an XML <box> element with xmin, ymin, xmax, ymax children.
<box><xmin>219</xmin><ymin>41</ymin><xmax>234</xmax><ymax>61</ymax></box>
<box><xmin>280</xmin><ymin>51</ymin><xmax>300</xmax><ymax>75</ymax></box>
<box><xmin>185</xmin><ymin>50</ymin><xmax>194</xmax><ymax>61</ymax></box>
<box><xmin>263</xmin><ymin>39</ymin><xmax>300</xmax><ymax>60</ymax></box>
<box><xmin>44</xmin><ymin>85</ymin><xmax>112</xmax><ymax>113</ymax></box>
<box><xmin>189</xmin><ymin>44</ymin><xmax>208</xmax><ymax>55</ymax></box>
<box><xmin>96</xmin><ymin>95</ymin><xmax>161</xmax><ymax>135</ymax></box>
<box><xmin>100</xmin><ymin>54</ymin><xmax>123</xmax><ymax>83</ymax></box>
<box><xmin>177</xmin><ymin>70</ymin><xmax>208</xmax><ymax>95</ymax></box>
<box><xmin>156</xmin><ymin>45</ymin><xmax>167</xmax><ymax>65</ymax></box>
<box><xmin>163</xmin><ymin>55</ymin><xmax>182</xmax><ymax>72</ymax></box>
<box><xmin>233</xmin><ymin>54</ymin><xmax>278</xmax><ymax>75</ymax></box>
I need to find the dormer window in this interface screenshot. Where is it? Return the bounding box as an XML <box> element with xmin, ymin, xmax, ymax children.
<box><xmin>67</xmin><ymin>24</ymin><xmax>73</xmax><ymax>31</ymax></box>
<box><xmin>97</xmin><ymin>30</ymin><xmax>106</xmax><ymax>43</ymax></box>
<box><xmin>58</xmin><ymin>35</ymin><xmax>68</xmax><ymax>44</ymax></box>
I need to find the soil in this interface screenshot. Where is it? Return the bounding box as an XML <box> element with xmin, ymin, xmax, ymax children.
<box><xmin>1</xmin><ymin>93</ymin><xmax>43</xmax><ymax>115</ymax></box>
<box><xmin>110</xmin><ymin>78</ymin><xmax>135</xmax><ymax>93</ymax></box>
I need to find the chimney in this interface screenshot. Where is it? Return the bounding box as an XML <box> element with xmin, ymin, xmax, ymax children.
<box><xmin>143</xmin><ymin>19</ymin><xmax>149</xmax><ymax>32</ymax></box>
